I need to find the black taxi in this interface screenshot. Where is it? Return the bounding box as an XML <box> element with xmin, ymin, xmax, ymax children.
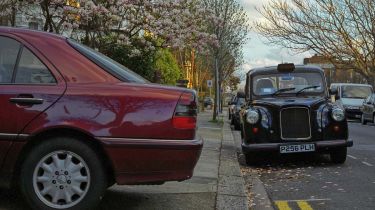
<box><xmin>240</xmin><ymin>64</ymin><xmax>353</xmax><ymax>165</ymax></box>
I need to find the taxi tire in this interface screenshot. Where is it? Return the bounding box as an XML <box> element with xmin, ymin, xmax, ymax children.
<box><xmin>244</xmin><ymin>153</ymin><xmax>260</xmax><ymax>166</ymax></box>
<box><xmin>234</xmin><ymin>121</ymin><xmax>241</xmax><ymax>131</ymax></box>
<box><xmin>330</xmin><ymin>147</ymin><xmax>347</xmax><ymax>164</ymax></box>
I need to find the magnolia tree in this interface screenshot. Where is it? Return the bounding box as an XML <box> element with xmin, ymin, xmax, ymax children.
<box><xmin>202</xmin><ymin>0</ymin><xmax>250</xmax><ymax>120</ymax></box>
<box><xmin>71</xmin><ymin>0</ymin><xmax>219</xmax><ymax>56</ymax></box>
<box><xmin>1</xmin><ymin>0</ymin><xmax>218</xmax><ymax>54</ymax></box>
<box><xmin>0</xmin><ymin>0</ymin><xmax>221</xmax><ymax>82</ymax></box>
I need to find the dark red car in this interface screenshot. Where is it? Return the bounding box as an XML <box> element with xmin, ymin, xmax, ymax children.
<box><xmin>0</xmin><ymin>27</ymin><xmax>203</xmax><ymax>210</ymax></box>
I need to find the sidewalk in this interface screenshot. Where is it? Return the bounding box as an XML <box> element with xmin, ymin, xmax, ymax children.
<box><xmin>98</xmin><ymin>110</ymin><xmax>248</xmax><ymax>210</ymax></box>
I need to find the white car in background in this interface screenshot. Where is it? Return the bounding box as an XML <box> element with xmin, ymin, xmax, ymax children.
<box><xmin>330</xmin><ymin>83</ymin><xmax>373</xmax><ymax>119</ymax></box>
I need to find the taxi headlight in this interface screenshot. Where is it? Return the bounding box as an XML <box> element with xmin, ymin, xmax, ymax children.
<box><xmin>246</xmin><ymin>110</ymin><xmax>259</xmax><ymax>124</ymax></box>
<box><xmin>331</xmin><ymin>108</ymin><xmax>345</xmax><ymax>121</ymax></box>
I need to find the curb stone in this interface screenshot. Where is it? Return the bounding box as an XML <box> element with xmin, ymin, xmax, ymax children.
<box><xmin>216</xmin><ymin>120</ymin><xmax>248</xmax><ymax>210</ymax></box>
<box><xmin>228</xmin><ymin>121</ymin><xmax>274</xmax><ymax>210</ymax></box>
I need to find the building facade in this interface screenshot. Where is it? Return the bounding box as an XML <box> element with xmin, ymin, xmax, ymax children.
<box><xmin>303</xmin><ymin>55</ymin><xmax>370</xmax><ymax>87</ymax></box>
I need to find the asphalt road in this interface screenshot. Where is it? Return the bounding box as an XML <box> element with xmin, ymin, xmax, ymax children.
<box><xmin>236</xmin><ymin>121</ymin><xmax>375</xmax><ymax>210</ymax></box>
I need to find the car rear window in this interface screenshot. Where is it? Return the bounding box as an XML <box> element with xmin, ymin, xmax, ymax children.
<box><xmin>67</xmin><ymin>39</ymin><xmax>148</xmax><ymax>84</ymax></box>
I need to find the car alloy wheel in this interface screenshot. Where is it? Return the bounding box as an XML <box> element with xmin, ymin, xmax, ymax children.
<box><xmin>33</xmin><ymin>151</ymin><xmax>90</xmax><ymax>209</ymax></box>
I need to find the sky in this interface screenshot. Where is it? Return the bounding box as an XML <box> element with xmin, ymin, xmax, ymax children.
<box><xmin>238</xmin><ymin>0</ymin><xmax>313</xmax><ymax>80</ymax></box>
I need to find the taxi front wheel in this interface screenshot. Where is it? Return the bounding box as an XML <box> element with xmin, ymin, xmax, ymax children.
<box><xmin>330</xmin><ymin>147</ymin><xmax>347</xmax><ymax>164</ymax></box>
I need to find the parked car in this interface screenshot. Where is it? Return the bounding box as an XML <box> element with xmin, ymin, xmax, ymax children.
<box><xmin>330</xmin><ymin>83</ymin><xmax>373</xmax><ymax>119</ymax></box>
<box><xmin>361</xmin><ymin>93</ymin><xmax>375</xmax><ymax>125</ymax></box>
<box><xmin>229</xmin><ymin>92</ymin><xmax>245</xmax><ymax>130</ymax></box>
<box><xmin>0</xmin><ymin>27</ymin><xmax>203</xmax><ymax>210</ymax></box>
<box><xmin>228</xmin><ymin>95</ymin><xmax>235</xmax><ymax>119</ymax></box>
<box><xmin>241</xmin><ymin>64</ymin><xmax>352</xmax><ymax>165</ymax></box>
<box><xmin>203</xmin><ymin>97</ymin><xmax>214</xmax><ymax>107</ymax></box>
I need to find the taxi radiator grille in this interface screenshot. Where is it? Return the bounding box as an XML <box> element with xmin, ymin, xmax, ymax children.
<box><xmin>280</xmin><ymin>107</ymin><xmax>311</xmax><ymax>140</ymax></box>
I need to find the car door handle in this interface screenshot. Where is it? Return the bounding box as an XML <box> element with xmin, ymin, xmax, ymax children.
<box><xmin>9</xmin><ymin>97</ymin><xmax>44</xmax><ymax>105</ymax></box>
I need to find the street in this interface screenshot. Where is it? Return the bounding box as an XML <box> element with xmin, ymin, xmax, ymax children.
<box><xmin>0</xmin><ymin>111</ymin><xmax>374</xmax><ymax>210</ymax></box>
<box><xmin>236</xmin><ymin>121</ymin><xmax>375</xmax><ymax>210</ymax></box>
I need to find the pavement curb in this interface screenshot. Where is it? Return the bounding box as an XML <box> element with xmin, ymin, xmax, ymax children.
<box><xmin>216</xmin><ymin>119</ymin><xmax>249</xmax><ymax>210</ymax></box>
<box><xmin>249</xmin><ymin>174</ymin><xmax>273</xmax><ymax>210</ymax></box>
<box><xmin>228</xmin><ymin>122</ymin><xmax>274</xmax><ymax>210</ymax></box>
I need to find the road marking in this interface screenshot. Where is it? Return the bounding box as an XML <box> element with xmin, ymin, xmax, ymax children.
<box><xmin>275</xmin><ymin>201</ymin><xmax>292</xmax><ymax>210</ymax></box>
<box><xmin>275</xmin><ymin>198</ymin><xmax>331</xmax><ymax>202</ymax></box>
<box><xmin>362</xmin><ymin>161</ymin><xmax>373</xmax><ymax>166</ymax></box>
<box><xmin>347</xmin><ymin>155</ymin><xmax>358</xmax><ymax>160</ymax></box>
<box><xmin>297</xmin><ymin>201</ymin><xmax>313</xmax><ymax>210</ymax></box>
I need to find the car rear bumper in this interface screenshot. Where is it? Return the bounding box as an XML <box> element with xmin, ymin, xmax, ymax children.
<box><xmin>99</xmin><ymin>137</ymin><xmax>203</xmax><ymax>185</ymax></box>
<box><xmin>242</xmin><ymin>139</ymin><xmax>353</xmax><ymax>153</ymax></box>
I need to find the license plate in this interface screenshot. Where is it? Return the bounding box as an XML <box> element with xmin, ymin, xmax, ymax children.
<box><xmin>280</xmin><ymin>144</ymin><xmax>315</xmax><ymax>154</ymax></box>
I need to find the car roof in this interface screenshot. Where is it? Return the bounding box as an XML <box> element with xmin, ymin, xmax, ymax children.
<box><xmin>330</xmin><ymin>83</ymin><xmax>373</xmax><ymax>88</ymax></box>
<box><xmin>247</xmin><ymin>65</ymin><xmax>324</xmax><ymax>76</ymax></box>
<box><xmin>0</xmin><ymin>26</ymin><xmax>66</xmax><ymax>41</ymax></box>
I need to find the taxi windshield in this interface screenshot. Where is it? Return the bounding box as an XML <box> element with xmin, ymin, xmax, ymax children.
<box><xmin>252</xmin><ymin>72</ymin><xmax>325</xmax><ymax>96</ymax></box>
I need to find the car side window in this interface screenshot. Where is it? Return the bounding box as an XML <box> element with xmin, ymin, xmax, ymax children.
<box><xmin>0</xmin><ymin>36</ymin><xmax>21</xmax><ymax>84</ymax></box>
<box><xmin>15</xmin><ymin>47</ymin><xmax>56</xmax><ymax>84</ymax></box>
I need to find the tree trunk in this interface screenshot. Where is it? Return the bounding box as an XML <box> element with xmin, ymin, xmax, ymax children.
<box><xmin>213</xmin><ymin>56</ymin><xmax>219</xmax><ymax>121</ymax></box>
<box><xmin>11</xmin><ymin>6</ymin><xmax>16</xmax><ymax>26</ymax></box>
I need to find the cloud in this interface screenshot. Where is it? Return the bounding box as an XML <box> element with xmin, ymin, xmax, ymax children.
<box><xmin>234</xmin><ymin>1</ymin><xmax>315</xmax><ymax>91</ymax></box>
<box><xmin>239</xmin><ymin>0</ymin><xmax>270</xmax><ymax>22</ymax></box>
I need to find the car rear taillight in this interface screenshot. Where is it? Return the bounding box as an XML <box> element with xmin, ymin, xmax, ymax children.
<box><xmin>172</xmin><ymin>91</ymin><xmax>197</xmax><ymax>129</ymax></box>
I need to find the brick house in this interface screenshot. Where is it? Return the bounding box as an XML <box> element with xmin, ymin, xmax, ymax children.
<box><xmin>303</xmin><ymin>54</ymin><xmax>370</xmax><ymax>87</ymax></box>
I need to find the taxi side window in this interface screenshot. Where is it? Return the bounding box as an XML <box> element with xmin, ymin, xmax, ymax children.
<box><xmin>0</xmin><ymin>36</ymin><xmax>21</xmax><ymax>84</ymax></box>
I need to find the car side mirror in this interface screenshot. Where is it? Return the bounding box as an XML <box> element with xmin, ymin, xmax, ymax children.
<box><xmin>367</xmin><ymin>101</ymin><xmax>372</xmax><ymax>105</ymax></box>
<box><xmin>329</xmin><ymin>88</ymin><xmax>340</xmax><ymax>100</ymax></box>
<box><xmin>329</xmin><ymin>88</ymin><xmax>338</xmax><ymax>95</ymax></box>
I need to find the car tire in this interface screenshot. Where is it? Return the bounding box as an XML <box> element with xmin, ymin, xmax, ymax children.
<box><xmin>245</xmin><ymin>153</ymin><xmax>260</xmax><ymax>166</ymax></box>
<box><xmin>19</xmin><ymin>137</ymin><xmax>108</xmax><ymax>210</ymax></box>
<box><xmin>234</xmin><ymin>121</ymin><xmax>241</xmax><ymax>130</ymax></box>
<box><xmin>361</xmin><ymin>114</ymin><xmax>367</xmax><ymax>125</ymax></box>
<box><xmin>330</xmin><ymin>147</ymin><xmax>347</xmax><ymax>164</ymax></box>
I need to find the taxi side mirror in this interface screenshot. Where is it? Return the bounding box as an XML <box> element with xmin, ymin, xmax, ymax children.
<box><xmin>329</xmin><ymin>88</ymin><xmax>338</xmax><ymax>95</ymax></box>
<box><xmin>329</xmin><ymin>88</ymin><xmax>340</xmax><ymax>99</ymax></box>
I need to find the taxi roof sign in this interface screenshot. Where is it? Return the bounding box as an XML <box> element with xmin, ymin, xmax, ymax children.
<box><xmin>277</xmin><ymin>63</ymin><xmax>295</xmax><ymax>72</ymax></box>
